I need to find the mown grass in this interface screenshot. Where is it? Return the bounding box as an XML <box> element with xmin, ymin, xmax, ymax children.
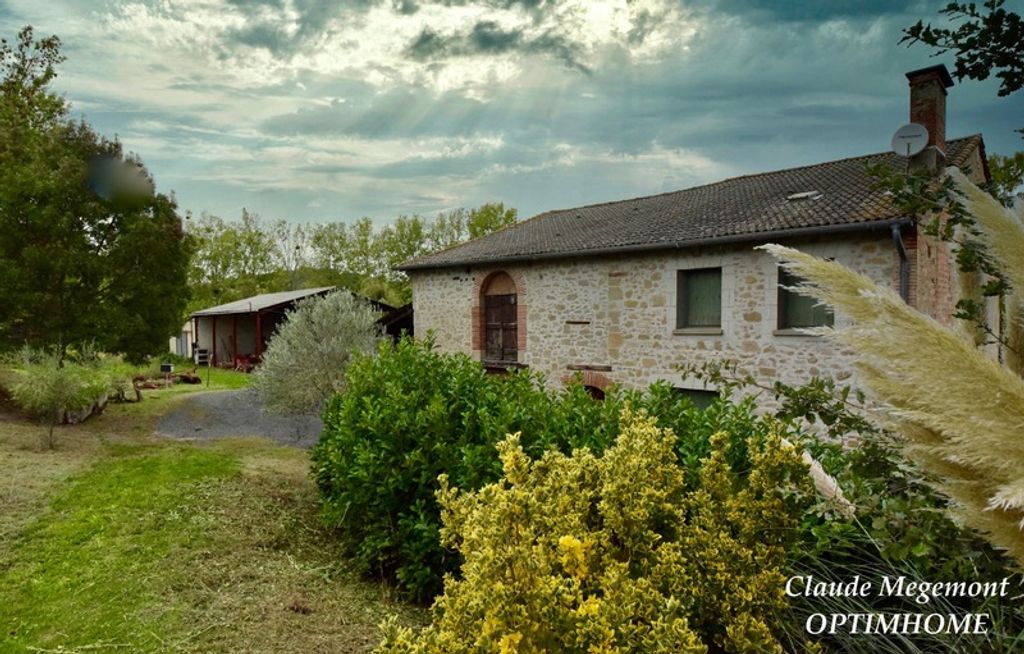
<box><xmin>0</xmin><ymin>382</ymin><xmax>424</xmax><ymax>653</ymax></box>
<box><xmin>137</xmin><ymin>366</ymin><xmax>252</xmax><ymax>393</ymax></box>
<box><xmin>173</xmin><ymin>366</ymin><xmax>252</xmax><ymax>391</ymax></box>
<box><xmin>1</xmin><ymin>446</ymin><xmax>238</xmax><ymax>652</ymax></box>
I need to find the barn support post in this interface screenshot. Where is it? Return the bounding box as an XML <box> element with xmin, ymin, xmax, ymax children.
<box><xmin>255</xmin><ymin>311</ymin><xmax>263</xmax><ymax>359</ymax></box>
<box><xmin>192</xmin><ymin>318</ymin><xmax>198</xmax><ymax>360</ymax></box>
<box><xmin>232</xmin><ymin>315</ymin><xmax>238</xmax><ymax>364</ymax></box>
<box><xmin>211</xmin><ymin>317</ymin><xmax>217</xmax><ymax>366</ymax></box>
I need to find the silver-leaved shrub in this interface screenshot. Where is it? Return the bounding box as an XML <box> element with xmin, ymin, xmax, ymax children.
<box><xmin>251</xmin><ymin>291</ymin><xmax>384</xmax><ymax>415</ymax></box>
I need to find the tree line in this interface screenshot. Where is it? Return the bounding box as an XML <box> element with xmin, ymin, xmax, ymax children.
<box><xmin>187</xmin><ymin>202</ymin><xmax>516</xmax><ymax>314</ymax></box>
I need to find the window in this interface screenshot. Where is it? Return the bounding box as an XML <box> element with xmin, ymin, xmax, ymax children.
<box><xmin>676</xmin><ymin>267</ymin><xmax>722</xmax><ymax>329</ymax></box>
<box><xmin>777</xmin><ymin>267</ymin><xmax>834</xmax><ymax>329</ymax></box>
<box><xmin>673</xmin><ymin>387</ymin><xmax>718</xmax><ymax>410</ymax></box>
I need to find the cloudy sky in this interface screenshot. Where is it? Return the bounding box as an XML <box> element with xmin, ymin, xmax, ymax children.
<box><xmin>1</xmin><ymin>0</ymin><xmax>1020</xmax><ymax>225</ymax></box>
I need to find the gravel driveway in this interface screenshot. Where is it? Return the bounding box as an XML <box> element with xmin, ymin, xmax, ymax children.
<box><xmin>157</xmin><ymin>390</ymin><xmax>323</xmax><ymax>448</ymax></box>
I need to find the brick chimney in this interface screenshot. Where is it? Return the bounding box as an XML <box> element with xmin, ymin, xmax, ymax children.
<box><xmin>905</xmin><ymin>64</ymin><xmax>954</xmax><ymax>173</ymax></box>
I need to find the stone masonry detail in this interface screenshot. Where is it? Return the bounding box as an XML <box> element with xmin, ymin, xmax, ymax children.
<box><xmin>411</xmin><ymin>234</ymin><xmax>911</xmax><ymax>396</ymax></box>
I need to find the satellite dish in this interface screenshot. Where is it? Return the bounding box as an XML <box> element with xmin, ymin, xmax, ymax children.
<box><xmin>891</xmin><ymin>123</ymin><xmax>929</xmax><ymax>157</ymax></box>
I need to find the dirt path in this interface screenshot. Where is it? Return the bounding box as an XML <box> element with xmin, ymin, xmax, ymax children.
<box><xmin>156</xmin><ymin>390</ymin><xmax>322</xmax><ymax>448</ymax></box>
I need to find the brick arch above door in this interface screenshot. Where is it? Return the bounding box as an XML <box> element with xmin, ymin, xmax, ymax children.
<box><xmin>561</xmin><ymin>370</ymin><xmax>613</xmax><ymax>391</ymax></box>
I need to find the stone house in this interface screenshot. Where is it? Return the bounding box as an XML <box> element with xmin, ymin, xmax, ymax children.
<box><xmin>399</xmin><ymin>66</ymin><xmax>990</xmax><ymax>402</ymax></box>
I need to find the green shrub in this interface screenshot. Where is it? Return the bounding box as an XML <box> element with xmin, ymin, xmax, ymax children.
<box><xmin>102</xmin><ymin>359</ymin><xmax>142</xmax><ymax>401</ymax></box>
<box><xmin>8</xmin><ymin>360</ymin><xmax>104</xmax><ymax>448</ymax></box>
<box><xmin>377</xmin><ymin>411</ymin><xmax>814</xmax><ymax>653</ymax></box>
<box><xmin>313</xmin><ymin>337</ymin><xmax>778</xmax><ymax>600</ymax></box>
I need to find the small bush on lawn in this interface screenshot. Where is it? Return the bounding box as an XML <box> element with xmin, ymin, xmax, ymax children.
<box><xmin>313</xmin><ymin>337</ymin><xmax>777</xmax><ymax>601</ymax></box>
<box><xmin>4</xmin><ymin>349</ymin><xmax>137</xmax><ymax>447</ymax></box>
<box><xmin>377</xmin><ymin>411</ymin><xmax>814</xmax><ymax>653</ymax></box>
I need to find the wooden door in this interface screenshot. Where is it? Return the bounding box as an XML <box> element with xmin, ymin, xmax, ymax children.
<box><xmin>484</xmin><ymin>294</ymin><xmax>517</xmax><ymax>362</ymax></box>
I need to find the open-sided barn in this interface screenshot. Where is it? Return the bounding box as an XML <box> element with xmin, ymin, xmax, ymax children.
<box><xmin>189</xmin><ymin>287</ymin><xmax>335</xmax><ymax>368</ymax></box>
<box><xmin>172</xmin><ymin>288</ymin><xmax>412</xmax><ymax>369</ymax></box>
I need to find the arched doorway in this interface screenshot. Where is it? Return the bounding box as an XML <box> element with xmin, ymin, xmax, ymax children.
<box><xmin>481</xmin><ymin>272</ymin><xmax>518</xmax><ymax>363</ymax></box>
<box><xmin>562</xmin><ymin>370</ymin><xmax>613</xmax><ymax>400</ymax></box>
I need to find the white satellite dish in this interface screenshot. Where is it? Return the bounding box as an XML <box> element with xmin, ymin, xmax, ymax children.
<box><xmin>891</xmin><ymin>123</ymin><xmax>929</xmax><ymax>157</ymax></box>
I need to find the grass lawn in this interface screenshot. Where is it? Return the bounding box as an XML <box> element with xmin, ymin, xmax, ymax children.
<box><xmin>173</xmin><ymin>367</ymin><xmax>253</xmax><ymax>390</ymax></box>
<box><xmin>0</xmin><ymin>375</ymin><xmax>424</xmax><ymax>653</ymax></box>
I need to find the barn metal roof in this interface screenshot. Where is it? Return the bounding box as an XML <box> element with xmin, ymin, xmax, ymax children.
<box><xmin>190</xmin><ymin>287</ymin><xmax>335</xmax><ymax>317</ymax></box>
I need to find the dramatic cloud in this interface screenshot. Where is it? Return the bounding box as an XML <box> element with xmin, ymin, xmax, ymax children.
<box><xmin>0</xmin><ymin>0</ymin><xmax>1019</xmax><ymax>224</ymax></box>
<box><xmin>707</xmin><ymin>0</ymin><xmax>926</xmax><ymax>22</ymax></box>
<box><xmin>405</xmin><ymin>21</ymin><xmax>591</xmax><ymax>74</ymax></box>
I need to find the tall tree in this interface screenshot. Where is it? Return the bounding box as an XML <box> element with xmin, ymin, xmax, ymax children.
<box><xmin>988</xmin><ymin>151</ymin><xmax>1024</xmax><ymax>205</ymax></box>
<box><xmin>0</xmin><ymin>26</ymin><xmax>191</xmax><ymax>361</ymax></box>
<box><xmin>309</xmin><ymin>221</ymin><xmax>351</xmax><ymax>273</ymax></box>
<box><xmin>467</xmin><ymin>202</ymin><xmax>517</xmax><ymax>239</ymax></box>
<box><xmin>186</xmin><ymin>210</ymin><xmax>280</xmax><ymax>313</ymax></box>
<box><xmin>903</xmin><ymin>0</ymin><xmax>1024</xmax><ymax>135</ymax></box>
<box><xmin>269</xmin><ymin>218</ymin><xmax>310</xmax><ymax>290</ymax></box>
<box><xmin>375</xmin><ymin>214</ymin><xmax>429</xmax><ymax>280</ymax></box>
<box><xmin>426</xmin><ymin>208</ymin><xmax>468</xmax><ymax>251</ymax></box>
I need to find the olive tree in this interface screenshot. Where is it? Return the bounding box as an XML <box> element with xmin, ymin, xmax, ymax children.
<box><xmin>251</xmin><ymin>291</ymin><xmax>384</xmax><ymax>415</ymax></box>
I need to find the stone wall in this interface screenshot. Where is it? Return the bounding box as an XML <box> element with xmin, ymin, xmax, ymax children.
<box><xmin>411</xmin><ymin>232</ymin><xmax>907</xmax><ymax>396</ymax></box>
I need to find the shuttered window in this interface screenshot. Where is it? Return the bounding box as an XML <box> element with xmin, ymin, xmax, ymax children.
<box><xmin>484</xmin><ymin>293</ymin><xmax>518</xmax><ymax>362</ymax></box>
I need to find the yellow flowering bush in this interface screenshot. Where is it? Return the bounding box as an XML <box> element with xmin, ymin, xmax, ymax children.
<box><xmin>377</xmin><ymin>410</ymin><xmax>813</xmax><ymax>653</ymax></box>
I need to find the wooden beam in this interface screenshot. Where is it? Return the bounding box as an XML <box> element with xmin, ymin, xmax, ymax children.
<box><xmin>211</xmin><ymin>317</ymin><xmax>217</xmax><ymax>366</ymax></box>
<box><xmin>255</xmin><ymin>311</ymin><xmax>263</xmax><ymax>359</ymax></box>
